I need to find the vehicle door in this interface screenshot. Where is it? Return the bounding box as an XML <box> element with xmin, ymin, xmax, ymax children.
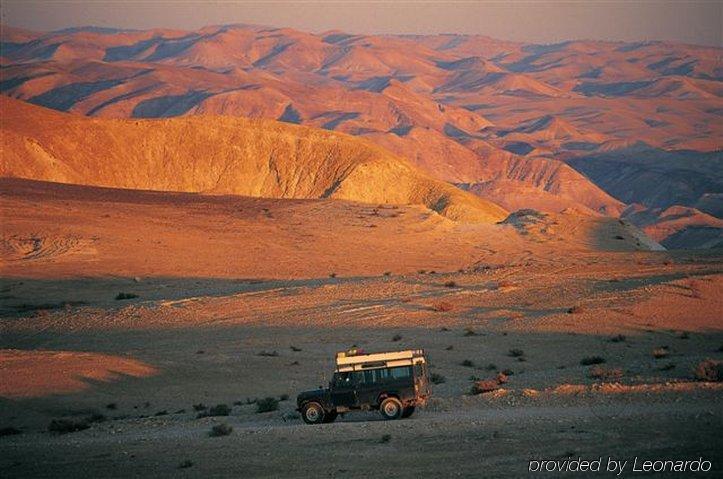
<box><xmin>353</xmin><ymin>369</ymin><xmax>379</xmax><ymax>407</ymax></box>
<box><xmin>330</xmin><ymin>372</ymin><xmax>357</xmax><ymax>408</ymax></box>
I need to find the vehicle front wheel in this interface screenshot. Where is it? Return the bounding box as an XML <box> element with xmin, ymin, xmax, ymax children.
<box><xmin>379</xmin><ymin>397</ymin><xmax>403</xmax><ymax>420</ymax></box>
<box><xmin>301</xmin><ymin>402</ymin><xmax>326</xmax><ymax>425</ymax></box>
<box><xmin>401</xmin><ymin>406</ymin><xmax>415</xmax><ymax>418</ymax></box>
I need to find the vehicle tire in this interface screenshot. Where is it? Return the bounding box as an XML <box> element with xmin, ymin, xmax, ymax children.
<box><xmin>301</xmin><ymin>402</ymin><xmax>325</xmax><ymax>425</ymax></box>
<box><xmin>323</xmin><ymin>411</ymin><xmax>338</xmax><ymax>423</ymax></box>
<box><xmin>401</xmin><ymin>406</ymin><xmax>415</xmax><ymax>418</ymax></box>
<box><xmin>379</xmin><ymin>397</ymin><xmax>403</xmax><ymax>420</ymax></box>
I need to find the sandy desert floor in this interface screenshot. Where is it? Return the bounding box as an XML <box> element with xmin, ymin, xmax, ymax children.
<box><xmin>1</xmin><ymin>180</ymin><xmax>722</xmax><ymax>477</ymax></box>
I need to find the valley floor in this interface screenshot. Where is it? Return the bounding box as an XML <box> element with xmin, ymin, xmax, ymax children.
<box><xmin>1</xmin><ymin>179</ymin><xmax>722</xmax><ymax>477</ymax></box>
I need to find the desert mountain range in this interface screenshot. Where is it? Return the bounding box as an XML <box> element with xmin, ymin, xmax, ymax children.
<box><xmin>1</xmin><ymin>24</ymin><xmax>721</xmax><ymax>248</ymax></box>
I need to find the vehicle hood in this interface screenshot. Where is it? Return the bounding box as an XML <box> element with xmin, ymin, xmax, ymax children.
<box><xmin>296</xmin><ymin>388</ymin><xmax>328</xmax><ymax>405</ymax></box>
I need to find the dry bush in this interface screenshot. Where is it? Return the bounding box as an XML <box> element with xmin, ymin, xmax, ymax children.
<box><xmin>431</xmin><ymin>301</ymin><xmax>453</xmax><ymax>312</ymax></box>
<box><xmin>508</xmin><ymin>348</ymin><xmax>524</xmax><ymax>358</ymax></box>
<box><xmin>48</xmin><ymin>419</ymin><xmax>89</xmax><ymax>434</ymax></box>
<box><xmin>470</xmin><ymin>380</ymin><xmax>500</xmax><ymax>395</ymax></box>
<box><xmin>444</xmin><ymin>281</ymin><xmax>457</xmax><ymax>288</ymax></box>
<box><xmin>460</xmin><ymin>359</ymin><xmax>475</xmax><ymax>368</ymax></box>
<box><xmin>209</xmin><ymin>423</ymin><xmax>233</xmax><ymax>437</ymax></box>
<box><xmin>588</xmin><ymin>366</ymin><xmax>623</xmax><ymax>380</ymax></box>
<box><xmin>652</xmin><ymin>347</ymin><xmax>669</xmax><ymax>359</ymax></box>
<box><xmin>380</xmin><ymin>434</ymin><xmax>392</xmax><ymax>443</ymax></box>
<box><xmin>199</xmin><ymin>404</ymin><xmax>230</xmax><ymax>418</ymax></box>
<box><xmin>463</xmin><ymin>327</ymin><xmax>478</xmax><ymax>337</ymax></box>
<box><xmin>693</xmin><ymin>359</ymin><xmax>722</xmax><ymax>382</ymax></box>
<box><xmin>496</xmin><ymin>280</ymin><xmax>516</xmax><ymax>289</ymax></box>
<box><xmin>193</xmin><ymin>403</ymin><xmax>207</xmax><ymax>411</ymax></box>
<box><xmin>609</xmin><ymin>334</ymin><xmax>626</xmax><ymax>343</ymax></box>
<box><xmin>256</xmin><ymin>397</ymin><xmax>279</xmax><ymax>413</ymax></box>
<box><xmin>178</xmin><ymin>460</ymin><xmax>193</xmax><ymax>469</ymax></box>
<box><xmin>567</xmin><ymin>306</ymin><xmax>584</xmax><ymax>314</ymax></box>
<box><xmin>391</xmin><ymin>334</ymin><xmax>402</xmax><ymax>342</ymax></box>
<box><xmin>580</xmin><ymin>356</ymin><xmax>605</xmax><ymax>366</ymax></box>
<box><xmin>115</xmin><ymin>292</ymin><xmax>138</xmax><ymax>300</ymax></box>
<box><xmin>429</xmin><ymin>373</ymin><xmax>446</xmax><ymax>384</ymax></box>
<box><xmin>495</xmin><ymin>372</ymin><xmax>509</xmax><ymax>384</ymax></box>
<box><xmin>257</xmin><ymin>350</ymin><xmax>279</xmax><ymax>357</ymax></box>
<box><xmin>485</xmin><ymin>363</ymin><xmax>497</xmax><ymax>371</ymax></box>
<box><xmin>290</xmin><ymin>345</ymin><xmax>302</xmax><ymax>352</ymax></box>
<box><xmin>658</xmin><ymin>362</ymin><xmax>676</xmax><ymax>371</ymax></box>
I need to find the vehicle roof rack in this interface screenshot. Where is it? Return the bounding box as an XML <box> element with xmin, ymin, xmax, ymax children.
<box><xmin>335</xmin><ymin>349</ymin><xmax>426</xmax><ymax>372</ymax></box>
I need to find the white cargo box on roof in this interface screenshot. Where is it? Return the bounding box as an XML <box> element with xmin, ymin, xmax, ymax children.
<box><xmin>335</xmin><ymin>349</ymin><xmax>426</xmax><ymax>372</ymax></box>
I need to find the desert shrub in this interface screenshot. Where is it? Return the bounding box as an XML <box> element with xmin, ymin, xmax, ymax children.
<box><xmin>460</xmin><ymin>359</ymin><xmax>475</xmax><ymax>368</ymax></box>
<box><xmin>392</xmin><ymin>334</ymin><xmax>402</xmax><ymax>342</ymax></box>
<box><xmin>508</xmin><ymin>348</ymin><xmax>524</xmax><ymax>358</ymax></box>
<box><xmin>202</xmin><ymin>404</ymin><xmax>230</xmax><ymax>417</ymax></box>
<box><xmin>87</xmin><ymin>413</ymin><xmax>106</xmax><ymax>423</ymax></box>
<box><xmin>48</xmin><ymin>419</ymin><xmax>89</xmax><ymax>434</ymax></box>
<box><xmin>383</xmin><ymin>271</ymin><xmax>391</xmax><ymax>276</ymax></box>
<box><xmin>658</xmin><ymin>363</ymin><xmax>676</xmax><ymax>371</ymax></box>
<box><xmin>693</xmin><ymin>359</ymin><xmax>722</xmax><ymax>382</ymax></box>
<box><xmin>429</xmin><ymin>373</ymin><xmax>446</xmax><ymax>384</ymax></box>
<box><xmin>609</xmin><ymin>334</ymin><xmax>626</xmax><ymax>343</ymax></box>
<box><xmin>652</xmin><ymin>347</ymin><xmax>669</xmax><ymax>359</ymax></box>
<box><xmin>246</xmin><ymin>398</ymin><xmax>257</xmax><ymax>405</ymax></box>
<box><xmin>678</xmin><ymin>331</ymin><xmax>690</xmax><ymax>339</ymax></box>
<box><xmin>0</xmin><ymin>426</ymin><xmax>22</xmax><ymax>436</ymax></box>
<box><xmin>431</xmin><ymin>301</ymin><xmax>453</xmax><ymax>312</ymax></box>
<box><xmin>115</xmin><ymin>292</ymin><xmax>138</xmax><ymax>300</ymax></box>
<box><xmin>463</xmin><ymin>328</ymin><xmax>478</xmax><ymax>337</ymax></box>
<box><xmin>380</xmin><ymin>434</ymin><xmax>392</xmax><ymax>443</ymax></box>
<box><xmin>470</xmin><ymin>380</ymin><xmax>499</xmax><ymax>395</ymax></box>
<box><xmin>155</xmin><ymin>410</ymin><xmax>168</xmax><ymax>416</ymax></box>
<box><xmin>567</xmin><ymin>306</ymin><xmax>584</xmax><ymax>314</ymax></box>
<box><xmin>329</xmin><ymin>272</ymin><xmax>337</xmax><ymax>278</ymax></box>
<box><xmin>445</xmin><ymin>345</ymin><xmax>453</xmax><ymax>350</ymax></box>
<box><xmin>178</xmin><ymin>460</ymin><xmax>194</xmax><ymax>469</ymax></box>
<box><xmin>193</xmin><ymin>403</ymin><xmax>207</xmax><ymax>411</ymax></box>
<box><xmin>256</xmin><ymin>397</ymin><xmax>279</xmax><ymax>413</ymax></box>
<box><xmin>495</xmin><ymin>372</ymin><xmax>509</xmax><ymax>384</ymax></box>
<box><xmin>279</xmin><ymin>394</ymin><xmax>289</xmax><ymax>401</ymax></box>
<box><xmin>418</xmin><ymin>270</ymin><xmax>427</xmax><ymax>274</ymax></box>
<box><xmin>257</xmin><ymin>350</ymin><xmax>279</xmax><ymax>357</ymax></box>
<box><xmin>485</xmin><ymin>363</ymin><xmax>497</xmax><ymax>371</ymax></box>
<box><xmin>501</xmin><ymin>369</ymin><xmax>514</xmax><ymax>376</ymax></box>
<box><xmin>290</xmin><ymin>346</ymin><xmax>302</xmax><ymax>352</ymax></box>
<box><xmin>209</xmin><ymin>423</ymin><xmax>233</xmax><ymax>437</ymax></box>
<box><xmin>105</xmin><ymin>403</ymin><xmax>117</xmax><ymax>410</ymax></box>
<box><xmin>588</xmin><ymin>366</ymin><xmax>623</xmax><ymax>380</ymax></box>
<box><xmin>580</xmin><ymin>356</ymin><xmax>605</xmax><ymax>366</ymax></box>
<box><xmin>444</xmin><ymin>281</ymin><xmax>457</xmax><ymax>288</ymax></box>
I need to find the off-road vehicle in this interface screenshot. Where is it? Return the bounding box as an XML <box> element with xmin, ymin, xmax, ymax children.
<box><xmin>296</xmin><ymin>349</ymin><xmax>430</xmax><ymax>424</ymax></box>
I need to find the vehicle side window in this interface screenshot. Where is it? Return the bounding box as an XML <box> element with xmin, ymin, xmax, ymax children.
<box><xmin>363</xmin><ymin>370</ymin><xmax>375</xmax><ymax>384</ymax></box>
<box><xmin>390</xmin><ymin>366</ymin><xmax>412</xmax><ymax>379</ymax></box>
<box><xmin>351</xmin><ymin>371</ymin><xmax>365</xmax><ymax>384</ymax></box>
<box><xmin>374</xmin><ymin>368</ymin><xmax>390</xmax><ymax>382</ymax></box>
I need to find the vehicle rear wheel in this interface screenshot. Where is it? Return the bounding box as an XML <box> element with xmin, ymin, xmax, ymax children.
<box><xmin>379</xmin><ymin>397</ymin><xmax>403</xmax><ymax>420</ymax></box>
<box><xmin>301</xmin><ymin>402</ymin><xmax>325</xmax><ymax>425</ymax></box>
<box><xmin>401</xmin><ymin>406</ymin><xmax>415</xmax><ymax>418</ymax></box>
<box><xmin>322</xmin><ymin>411</ymin><xmax>338</xmax><ymax>423</ymax></box>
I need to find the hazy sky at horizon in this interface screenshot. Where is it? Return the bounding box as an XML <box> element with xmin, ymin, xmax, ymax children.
<box><xmin>2</xmin><ymin>1</ymin><xmax>721</xmax><ymax>46</ymax></box>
